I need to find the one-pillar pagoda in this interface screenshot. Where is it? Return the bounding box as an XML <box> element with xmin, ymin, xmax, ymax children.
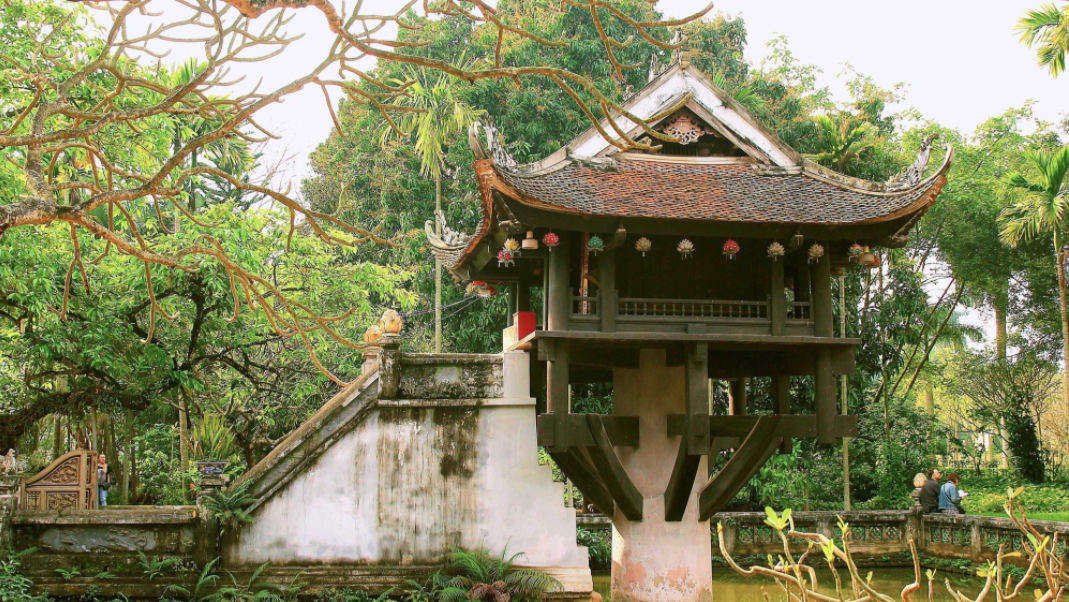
<box><xmin>429</xmin><ymin>59</ymin><xmax>951</xmax><ymax>602</ymax></box>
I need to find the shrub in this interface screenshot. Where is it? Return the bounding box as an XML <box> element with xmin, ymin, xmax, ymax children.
<box><xmin>430</xmin><ymin>547</ymin><xmax>560</xmax><ymax>602</ymax></box>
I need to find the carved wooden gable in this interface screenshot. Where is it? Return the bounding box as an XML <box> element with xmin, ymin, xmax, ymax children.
<box><xmin>20</xmin><ymin>450</ymin><xmax>97</xmax><ymax>511</ymax></box>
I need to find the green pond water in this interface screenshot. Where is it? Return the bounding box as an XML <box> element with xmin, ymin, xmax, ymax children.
<box><xmin>592</xmin><ymin>567</ymin><xmax>986</xmax><ymax>601</ymax></box>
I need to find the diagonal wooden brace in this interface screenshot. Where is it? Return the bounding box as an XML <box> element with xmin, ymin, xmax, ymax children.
<box><xmin>585</xmin><ymin>414</ymin><xmax>643</xmax><ymax>521</ymax></box>
<box><xmin>549</xmin><ymin>448</ymin><xmax>615</xmax><ymax>518</ymax></box>
<box><xmin>698</xmin><ymin>415</ymin><xmax>783</xmax><ymax>521</ymax></box>
<box><xmin>664</xmin><ymin>437</ymin><xmax>702</xmax><ymax>521</ymax></box>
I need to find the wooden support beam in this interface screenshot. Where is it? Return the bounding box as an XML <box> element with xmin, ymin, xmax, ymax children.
<box><xmin>530</xmin><ymin>352</ymin><xmax>546</xmax><ymax>415</ymax></box>
<box><xmin>550</xmin><ymin>449</ymin><xmax>614</xmax><ymax>517</ymax></box>
<box><xmin>668</xmin><ymin>414</ymin><xmax>857</xmax><ymax>439</ymax></box>
<box><xmin>570</xmin><ymin>348</ymin><xmax>640</xmax><ymax>370</ymax></box>
<box><xmin>729</xmin><ymin>378</ymin><xmax>748</xmax><ymax>416</ymax></box>
<box><xmin>665</xmin><ymin>342</ymin><xmax>711</xmax><ymax>521</ymax></box>
<box><xmin>546</xmin><ymin>340</ymin><xmax>570</xmax><ymax>452</ymax></box>
<box><xmin>812</xmin><ymin>244</ymin><xmax>833</xmax><ymax>338</ymax></box>
<box><xmin>517</xmin><ymin>265</ymin><xmax>531</xmax><ymax>313</ymax></box>
<box><xmin>664</xmin><ymin>439</ymin><xmax>702</xmax><ymax>521</ymax></box>
<box><xmin>770</xmin><ymin>256</ymin><xmax>787</xmax><ymax>337</ymax></box>
<box><xmin>699</xmin><ymin>416</ymin><xmax>783</xmax><ymax>520</ymax></box>
<box><xmin>537</xmin><ymin>414</ymin><xmax>640</xmax><ymax>448</ymax></box>
<box><xmin>772</xmin><ymin>376</ymin><xmax>792</xmax><ymax>454</ymax></box>
<box><xmin>815</xmin><ymin>347</ymin><xmax>836</xmax><ymax>444</ymax></box>
<box><xmin>585</xmin><ymin>414</ymin><xmax>643</xmax><ymax>521</ymax></box>
<box><xmin>547</xmin><ymin>234</ymin><xmax>571</xmax><ymax>332</ymax></box>
<box><xmin>598</xmin><ymin>249</ymin><xmax>616</xmax><ymax>333</ymax></box>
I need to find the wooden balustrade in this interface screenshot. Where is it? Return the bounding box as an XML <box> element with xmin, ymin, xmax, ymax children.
<box><xmin>787</xmin><ymin>301</ymin><xmax>811</xmax><ymax>321</ymax></box>
<box><xmin>617</xmin><ymin>298</ymin><xmax>769</xmax><ymax>321</ymax></box>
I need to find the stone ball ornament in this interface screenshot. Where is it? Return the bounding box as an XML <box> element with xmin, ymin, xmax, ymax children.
<box><xmin>379</xmin><ymin>309</ymin><xmax>403</xmax><ymax>334</ymax></box>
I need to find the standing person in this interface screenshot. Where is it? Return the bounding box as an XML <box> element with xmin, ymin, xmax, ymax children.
<box><xmin>939</xmin><ymin>472</ymin><xmax>965</xmax><ymax>515</ymax></box>
<box><xmin>96</xmin><ymin>454</ymin><xmax>111</xmax><ymax>508</ymax></box>
<box><xmin>919</xmin><ymin>468</ymin><xmax>942</xmax><ymax>513</ymax></box>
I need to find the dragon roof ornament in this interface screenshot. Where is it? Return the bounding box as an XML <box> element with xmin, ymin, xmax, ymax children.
<box><xmin>887</xmin><ymin>134</ymin><xmax>938</xmax><ymax>191</ymax></box>
<box><xmin>468</xmin><ymin>120</ymin><xmax>518</xmax><ymax>173</ymax></box>
<box><xmin>425</xmin><ymin>209</ymin><xmax>473</xmax><ymax>250</ymax></box>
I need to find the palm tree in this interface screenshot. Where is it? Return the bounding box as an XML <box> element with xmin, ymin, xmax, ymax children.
<box><xmin>381</xmin><ymin>66</ymin><xmax>483</xmax><ymax>352</ymax></box>
<box><xmin>809</xmin><ymin>114</ymin><xmax>878</xmax><ymax>177</ymax></box>
<box><xmin>1017</xmin><ymin>3</ymin><xmax>1069</xmax><ymax>78</ymax></box>
<box><xmin>999</xmin><ymin>145</ymin><xmax>1069</xmax><ymax>427</ymax></box>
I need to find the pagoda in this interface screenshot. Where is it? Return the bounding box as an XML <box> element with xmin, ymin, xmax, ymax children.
<box><xmin>428</xmin><ymin>57</ymin><xmax>951</xmax><ymax>602</ymax></box>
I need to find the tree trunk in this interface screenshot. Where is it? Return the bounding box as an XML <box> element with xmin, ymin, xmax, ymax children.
<box><xmin>1055</xmin><ymin>233</ymin><xmax>1069</xmax><ymax>453</ymax></box>
<box><xmin>52</xmin><ymin>415</ymin><xmax>63</xmax><ymax>459</ymax></box>
<box><xmin>434</xmin><ymin>174</ymin><xmax>442</xmax><ymax>353</ymax></box>
<box><xmin>179</xmin><ymin>395</ymin><xmax>190</xmax><ymax>472</ymax></box>
<box><xmin>122</xmin><ymin>409</ymin><xmax>133</xmax><ymax>503</ymax></box>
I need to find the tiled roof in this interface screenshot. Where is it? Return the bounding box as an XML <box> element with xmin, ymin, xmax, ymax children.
<box><xmin>495</xmin><ymin>159</ymin><xmax>946</xmax><ymax>224</ymax></box>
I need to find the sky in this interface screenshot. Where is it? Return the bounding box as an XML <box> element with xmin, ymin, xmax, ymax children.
<box><xmin>224</xmin><ymin>0</ymin><xmax>1068</xmax><ymax>189</ymax></box>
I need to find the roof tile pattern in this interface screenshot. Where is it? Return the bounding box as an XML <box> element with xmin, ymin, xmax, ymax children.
<box><xmin>498</xmin><ymin>160</ymin><xmax>934</xmax><ymax>224</ymax></box>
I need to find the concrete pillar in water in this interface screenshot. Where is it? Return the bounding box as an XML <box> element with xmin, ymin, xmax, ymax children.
<box><xmin>611</xmin><ymin>349</ymin><xmax>712</xmax><ymax>602</ymax></box>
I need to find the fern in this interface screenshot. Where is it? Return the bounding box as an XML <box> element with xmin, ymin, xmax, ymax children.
<box><xmin>430</xmin><ymin>546</ymin><xmax>561</xmax><ymax>602</ymax></box>
<box><xmin>202</xmin><ymin>483</ymin><xmax>258</xmax><ymax>533</ymax></box>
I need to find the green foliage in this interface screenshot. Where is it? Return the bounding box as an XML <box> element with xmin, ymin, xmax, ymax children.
<box><xmin>1017</xmin><ymin>3</ymin><xmax>1069</xmax><ymax>78</ymax></box>
<box><xmin>139</xmin><ymin>552</ymin><xmax>188</xmax><ymax>580</ymax></box>
<box><xmin>0</xmin><ymin>551</ymin><xmax>45</xmax><ymax>602</ymax></box>
<box><xmin>202</xmin><ymin>483</ymin><xmax>258</xmax><ymax>533</ymax></box>
<box><xmin>576</xmin><ymin>528</ymin><xmax>610</xmax><ymax>570</ymax></box>
<box><xmin>316</xmin><ymin>588</ymin><xmax>394</xmax><ymax>602</ymax></box>
<box><xmin>425</xmin><ymin>547</ymin><xmax>560</xmax><ymax>602</ymax></box>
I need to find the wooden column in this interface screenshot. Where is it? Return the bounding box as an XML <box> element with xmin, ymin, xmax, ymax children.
<box><xmin>546</xmin><ymin>340</ymin><xmax>570</xmax><ymax>451</ymax></box>
<box><xmin>816</xmin><ymin>348</ymin><xmax>835</xmax><ymax>444</ymax></box>
<box><xmin>598</xmin><ymin>249</ymin><xmax>616</xmax><ymax>333</ymax></box>
<box><xmin>772</xmin><ymin>376</ymin><xmax>792</xmax><ymax>454</ymax></box>
<box><xmin>728</xmin><ymin>379</ymin><xmax>748</xmax><ymax>416</ymax></box>
<box><xmin>531</xmin><ymin>351</ymin><xmax>546</xmax><ymax>415</ymax></box>
<box><xmin>517</xmin><ymin>264</ymin><xmax>531</xmax><ymax>312</ymax></box>
<box><xmin>770</xmin><ymin>255</ymin><xmax>786</xmax><ymax>336</ymax></box>
<box><xmin>547</xmin><ymin>234</ymin><xmax>571</xmax><ymax>332</ymax></box>
<box><xmin>507</xmin><ymin>283</ymin><xmax>518</xmax><ymax>327</ymax></box>
<box><xmin>812</xmin><ymin>244</ymin><xmax>833</xmax><ymax>337</ymax></box>
<box><xmin>796</xmin><ymin>256</ymin><xmax>811</xmax><ymax>303</ymax></box>
<box><xmin>665</xmin><ymin>342</ymin><xmax>709</xmax><ymax>521</ymax></box>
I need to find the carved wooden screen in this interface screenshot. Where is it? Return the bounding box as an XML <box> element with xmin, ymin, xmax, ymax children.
<box><xmin>20</xmin><ymin>450</ymin><xmax>98</xmax><ymax>511</ymax></box>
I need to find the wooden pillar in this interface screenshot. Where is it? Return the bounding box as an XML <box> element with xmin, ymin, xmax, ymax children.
<box><xmin>665</xmin><ymin>342</ymin><xmax>709</xmax><ymax>521</ymax></box>
<box><xmin>507</xmin><ymin>283</ymin><xmax>518</xmax><ymax>327</ymax></box>
<box><xmin>517</xmin><ymin>264</ymin><xmax>531</xmax><ymax>312</ymax></box>
<box><xmin>530</xmin><ymin>351</ymin><xmax>546</xmax><ymax>415</ymax></box>
<box><xmin>728</xmin><ymin>379</ymin><xmax>748</xmax><ymax>415</ymax></box>
<box><xmin>796</xmin><ymin>255</ymin><xmax>811</xmax><ymax>303</ymax></box>
<box><xmin>812</xmin><ymin>244</ymin><xmax>833</xmax><ymax>337</ymax></box>
<box><xmin>546</xmin><ymin>341</ymin><xmax>570</xmax><ymax>451</ymax></box>
<box><xmin>816</xmin><ymin>348</ymin><xmax>835</xmax><ymax>444</ymax></box>
<box><xmin>772</xmin><ymin>376</ymin><xmax>792</xmax><ymax>454</ymax></box>
<box><xmin>547</xmin><ymin>234</ymin><xmax>571</xmax><ymax>332</ymax></box>
<box><xmin>599</xmin><ymin>249</ymin><xmax>616</xmax><ymax>333</ymax></box>
<box><xmin>770</xmin><ymin>255</ymin><xmax>786</xmax><ymax>336</ymax></box>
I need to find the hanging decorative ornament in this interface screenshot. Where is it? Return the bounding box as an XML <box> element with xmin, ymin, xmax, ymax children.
<box><xmin>504</xmin><ymin>237</ymin><xmax>521</xmax><ymax>255</ymax></box>
<box><xmin>497</xmin><ymin>248</ymin><xmax>515</xmax><ymax>267</ymax></box>
<box><xmin>522</xmin><ymin>231</ymin><xmax>539</xmax><ymax>251</ymax></box>
<box><xmin>587</xmin><ymin>235</ymin><xmax>605</xmax><ymax>255</ymax></box>
<box><xmin>677</xmin><ymin>238</ymin><xmax>695</xmax><ymax>259</ymax></box>
<box><xmin>767</xmin><ymin>241</ymin><xmax>785</xmax><ymax>261</ymax></box>
<box><xmin>542</xmin><ymin>231</ymin><xmax>560</xmax><ymax>250</ymax></box>
<box><xmin>807</xmin><ymin>243</ymin><xmax>825</xmax><ymax>264</ymax></box>
<box><xmin>848</xmin><ymin>243</ymin><xmax>864</xmax><ymax>262</ymax></box>
<box><xmin>722</xmin><ymin>238</ymin><xmax>739</xmax><ymax>260</ymax></box>
<box><xmin>635</xmin><ymin>237</ymin><xmax>652</xmax><ymax>257</ymax></box>
<box><xmin>483</xmin><ymin>284</ymin><xmax>498</xmax><ymax>298</ymax></box>
<box><xmin>859</xmin><ymin>246</ymin><xmax>878</xmax><ymax>268</ymax></box>
<box><xmin>467</xmin><ymin>280</ymin><xmax>497</xmax><ymax>298</ymax></box>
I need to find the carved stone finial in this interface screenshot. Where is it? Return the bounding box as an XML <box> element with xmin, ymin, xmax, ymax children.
<box><xmin>425</xmin><ymin>210</ymin><xmax>473</xmax><ymax>250</ymax></box>
<box><xmin>468</xmin><ymin>120</ymin><xmax>518</xmax><ymax>173</ymax></box>
<box><xmin>647</xmin><ymin>53</ymin><xmax>664</xmax><ymax>83</ymax></box>
<box><xmin>887</xmin><ymin>134</ymin><xmax>938</xmax><ymax>191</ymax></box>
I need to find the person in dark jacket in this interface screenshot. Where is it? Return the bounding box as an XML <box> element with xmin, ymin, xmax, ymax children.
<box><xmin>918</xmin><ymin>468</ymin><xmax>942</xmax><ymax>513</ymax></box>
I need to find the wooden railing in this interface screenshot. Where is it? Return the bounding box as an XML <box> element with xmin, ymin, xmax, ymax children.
<box><xmin>787</xmin><ymin>301</ymin><xmax>811</xmax><ymax>321</ymax></box>
<box><xmin>571</xmin><ymin>295</ymin><xmax>599</xmax><ymax>317</ymax></box>
<box><xmin>617</xmin><ymin>298</ymin><xmax>768</xmax><ymax>321</ymax></box>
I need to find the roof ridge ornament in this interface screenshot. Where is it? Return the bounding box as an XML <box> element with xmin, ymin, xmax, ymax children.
<box><xmin>660</xmin><ymin>113</ymin><xmax>711</xmax><ymax>145</ymax></box>
<box><xmin>425</xmin><ymin>209</ymin><xmax>473</xmax><ymax>250</ymax></box>
<box><xmin>887</xmin><ymin>134</ymin><xmax>937</xmax><ymax>191</ymax></box>
<box><xmin>566</xmin><ymin>150</ymin><xmax>618</xmax><ymax>172</ymax></box>
<box><xmin>468</xmin><ymin>120</ymin><xmax>518</xmax><ymax>173</ymax></box>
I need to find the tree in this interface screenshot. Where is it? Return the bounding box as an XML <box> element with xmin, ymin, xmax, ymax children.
<box><xmin>0</xmin><ymin>0</ymin><xmax>710</xmax><ymax>385</ymax></box>
<box><xmin>380</xmin><ymin>66</ymin><xmax>483</xmax><ymax>353</ymax></box>
<box><xmin>999</xmin><ymin>145</ymin><xmax>1069</xmax><ymax>433</ymax></box>
<box><xmin>945</xmin><ymin>350</ymin><xmax>1058</xmax><ymax>483</ymax></box>
<box><xmin>1018</xmin><ymin>2</ymin><xmax>1069</xmax><ymax>78</ymax></box>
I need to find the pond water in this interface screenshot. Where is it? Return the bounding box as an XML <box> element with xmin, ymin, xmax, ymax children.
<box><xmin>592</xmin><ymin>567</ymin><xmax>986</xmax><ymax>601</ymax></box>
